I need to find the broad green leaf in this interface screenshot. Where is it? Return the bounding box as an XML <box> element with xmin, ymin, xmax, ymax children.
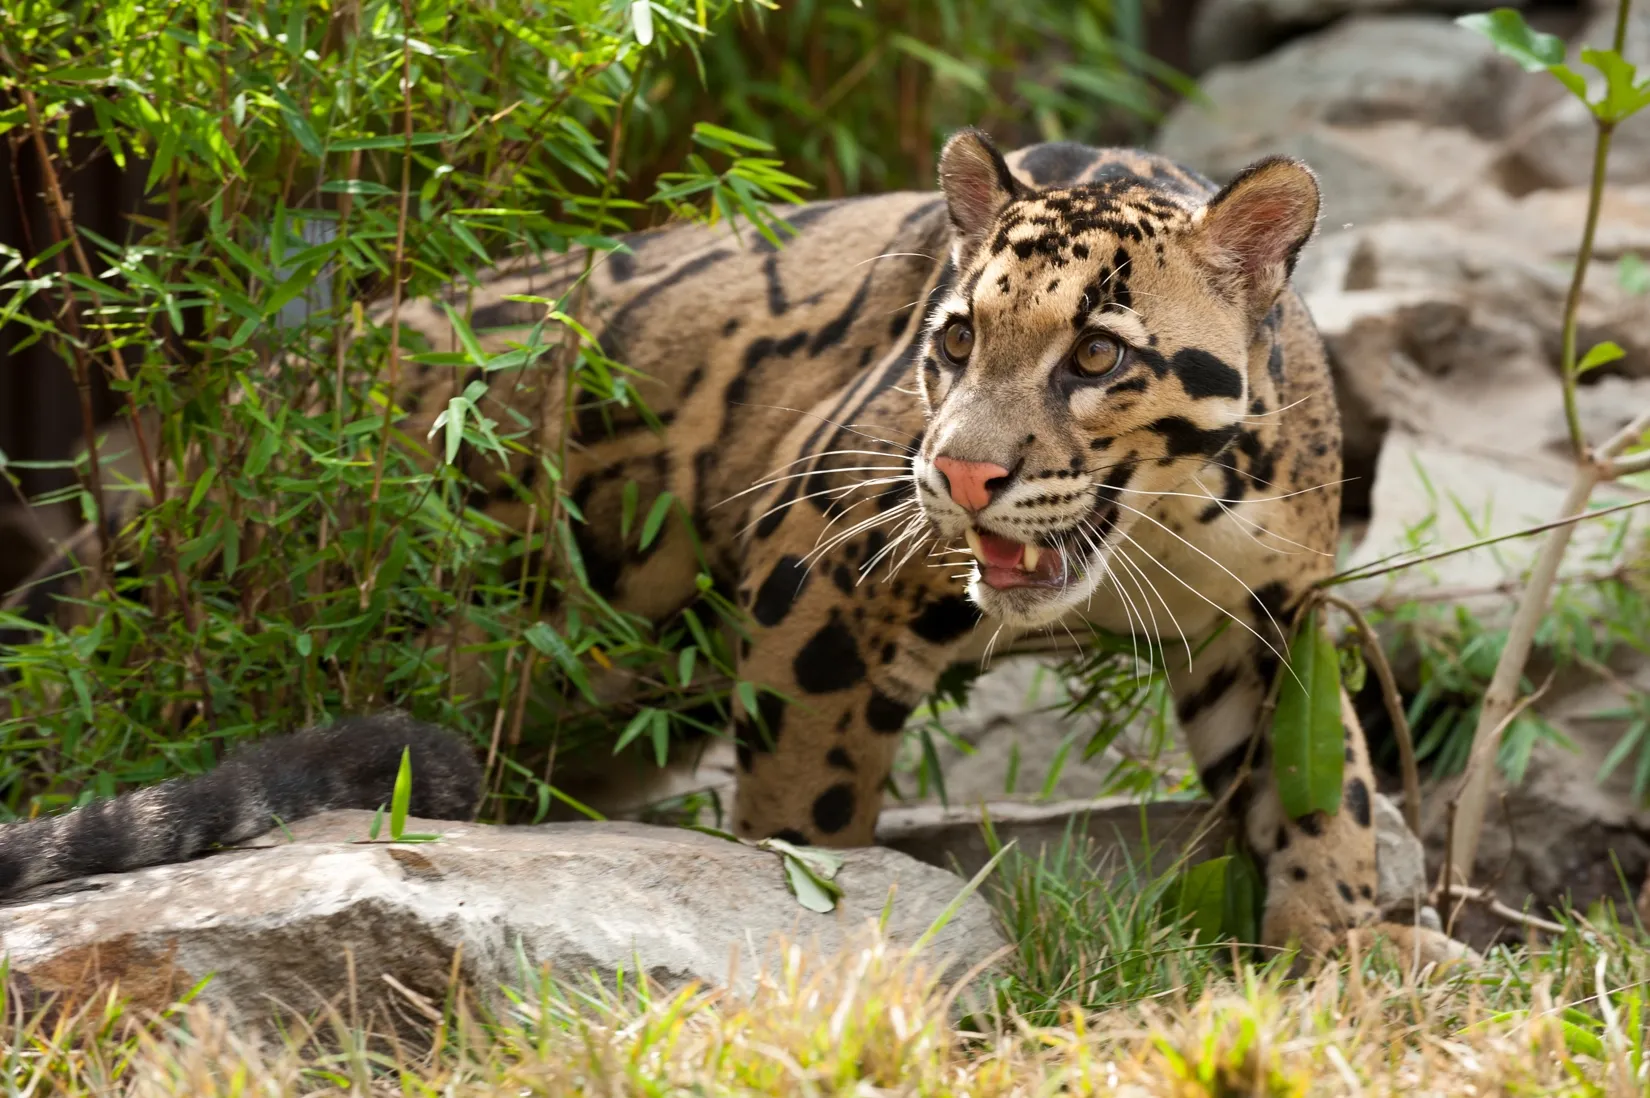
<box><xmin>1455</xmin><ymin>10</ymin><xmax>1565</xmax><ymax>72</ymax></box>
<box><xmin>1577</xmin><ymin>340</ymin><xmax>1627</xmax><ymax>375</ymax></box>
<box><xmin>390</xmin><ymin>746</ymin><xmax>413</xmax><ymax>840</ymax></box>
<box><xmin>1272</xmin><ymin>608</ymin><xmax>1345</xmax><ymax>819</ymax></box>
<box><xmin>1581</xmin><ymin>47</ymin><xmax>1650</xmax><ymax>123</ymax></box>
<box><xmin>783</xmin><ymin>855</ymin><xmax>839</xmax><ymax>912</ymax></box>
<box><xmin>1223</xmin><ymin>848</ymin><xmax>1263</xmax><ymax>945</ymax></box>
<box><xmin>1174</xmin><ymin>856</ymin><xmax>1229</xmax><ymax>943</ymax></box>
<box><xmin>368</xmin><ymin>803</ymin><xmax>385</xmax><ymax>841</ymax></box>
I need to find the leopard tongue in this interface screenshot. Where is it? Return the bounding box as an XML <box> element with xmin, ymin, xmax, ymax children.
<box><xmin>967</xmin><ymin>529</ymin><xmax>1041</xmax><ymax>571</ymax></box>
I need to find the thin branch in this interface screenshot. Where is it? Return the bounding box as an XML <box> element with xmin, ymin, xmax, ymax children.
<box><xmin>1321</xmin><ymin>592</ymin><xmax>1422</xmax><ymax>838</ymax></box>
<box><xmin>1324</xmin><ymin>492</ymin><xmax>1650</xmax><ymax>588</ymax></box>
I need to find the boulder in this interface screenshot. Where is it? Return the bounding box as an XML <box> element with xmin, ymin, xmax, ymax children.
<box><xmin>898</xmin><ymin>655</ymin><xmax>1193</xmax><ymax>805</ymax></box>
<box><xmin>1157</xmin><ymin>16</ymin><xmax>1523</xmax><ymax>188</ymax></box>
<box><xmin>880</xmin><ymin>791</ymin><xmax>1436</xmax><ymax>925</ymax></box>
<box><xmin>0</xmin><ymin>813</ymin><xmax>1005</xmax><ymax>1032</ymax></box>
<box><xmin>1187</xmin><ymin>0</ymin><xmax>1529</xmax><ymax>73</ymax></box>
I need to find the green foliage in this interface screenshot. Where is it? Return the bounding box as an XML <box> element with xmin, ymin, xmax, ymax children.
<box><xmin>980</xmin><ymin>820</ymin><xmax>1273</xmax><ymax>1028</ymax></box>
<box><xmin>0</xmin><ymin>0</ymin><xmax>1162</xmax><ymax>823</ymax></box>
<box><xmin>1458</xmin><ymin>7</ymin><xmax>1650</xmax><ymax>124</ymax></box>
<box><xmin>617</xmin><ymin>0</ymin><xmax>1181</xmax><ymax>199</ymax></box>
<box><xmin>0</xmin><ymin>0</ymin><xmax>816</xmax><ymax>823</ymax></box>
<box><xmin>1272</xmin><ymin>608</ymin><xmax>1344</xmax><ymax>819</ymax></box>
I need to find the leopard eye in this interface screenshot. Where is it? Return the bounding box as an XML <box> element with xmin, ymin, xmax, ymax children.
<box><xmin>939</xmin><ymin>319</ymin><xmax>974</xmax><ymax>365</ymax></box>
<box><xmin>1072</xmin><ymin>332</ymin><xmax>1125</xmax><ymax>377</ymax></box>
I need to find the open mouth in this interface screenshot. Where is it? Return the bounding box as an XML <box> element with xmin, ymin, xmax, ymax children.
<box><xmin>963</xmin><ymin>527</ymin><xmax>1068</xmax><ymax>589</ymax></box>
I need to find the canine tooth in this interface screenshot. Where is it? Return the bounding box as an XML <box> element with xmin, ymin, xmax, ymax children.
<box><xmin>965</xmin><ymin>527</ymin><xmax>985</xmax><ymax>563</ymax></box>
<box><xmin>1022</xmin><ymin>543</ymin><xmax>1040</xmax><ymax>572</ymax></box>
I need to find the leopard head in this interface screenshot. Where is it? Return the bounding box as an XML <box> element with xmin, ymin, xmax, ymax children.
<box><xmin>911</xmin><ymin>129</ymin><xmax>1321</xmax><ymax>630</ymax></box>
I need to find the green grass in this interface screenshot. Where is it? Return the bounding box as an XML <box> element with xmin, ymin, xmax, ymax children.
<box><xmin>7</xmin><ymin>831</ymin><xmax>1648</xmax><ymax>1095</ymax></box>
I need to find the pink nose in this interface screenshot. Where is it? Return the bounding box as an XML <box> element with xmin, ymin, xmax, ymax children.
<box><xmin>933</xmin><ymin>455</ymin><xmax>1010</xmax><ymax>512</ymax></box>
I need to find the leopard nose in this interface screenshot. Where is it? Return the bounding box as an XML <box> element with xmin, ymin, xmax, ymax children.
<box><xmin>933</xmin><ymin>456</ymin><xmax>1011</xmax><ymax>512</ymax></box>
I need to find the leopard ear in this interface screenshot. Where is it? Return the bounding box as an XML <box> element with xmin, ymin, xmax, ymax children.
<box><xmin>1192</xmin><ymin>156</ymin><xmax>1320</xmax><ymax>319</ymax></box>
<box><xmin>938</xmin><ymin>129</ymin><xmax>1025</xmax><ymax>264</ymax></box>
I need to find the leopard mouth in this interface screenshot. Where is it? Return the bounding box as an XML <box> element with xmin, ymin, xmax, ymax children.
<box><xmin>963</xmin><ymin>527</ymin><xmax>1068</xmax><ymax>590</ymax></box>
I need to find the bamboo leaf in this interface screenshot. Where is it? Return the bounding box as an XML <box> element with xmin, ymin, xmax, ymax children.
<box><xmin>390</xmin><ymin>747</ymin><xmax>413</xmax><ymax>840</ymax></box>
<box><xmin>1273</xmin><ymin>608</ymin><xmax>1345</xmax><ymax>819</ymax></box>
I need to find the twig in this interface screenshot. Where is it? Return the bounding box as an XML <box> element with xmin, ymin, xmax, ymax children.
<box><xmin>1320</xmin><ymin>592</ymin><xmax>1421</xmax><ymax>837</ymax></box>
<box><xmin>1434</xmin><ymin>883</ymin><xmax>1568</xmax><ymax>937</ymax></box>
<box><xmin>1323</xmin><ymin>492</ymin><xmax>1650</xmax><ymax>588</ymax></box>
<box><xmin>1442</xmin><ymin>673</ymin><xmax>1554</xmax><ymax>913</ymax></box>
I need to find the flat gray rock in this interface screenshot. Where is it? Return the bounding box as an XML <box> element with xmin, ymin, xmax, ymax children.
<box><xmin>1157</xmin><ymin>16</ymin><xmax>1521</xmax><ymax>185</ymax></box>
<box><xmin>1</xmin><ymin>813</ymin><xmax>1004</xmax><ymax>1030</ymax></box>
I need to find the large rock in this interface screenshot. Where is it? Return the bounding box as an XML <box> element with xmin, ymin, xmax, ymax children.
<box><xmin>898</xmin><ymin>655</ymin><xmax>1193</xmax><ymax>805</ymax></box>
<box><xmin>1295</xmin><ymin>200</ymin><xmax>1650</xmax><ymax>505</ymax></box>
<box><xmin>1157</xmin><ymin>16</ymin><xmax>1522</xmax><ymax>192</ymax></box>
<box><xmin>0</xmin><ymin>813</ymin><xmax>1005</xmax><ymax>1031</ymax></box>
<box><xmin>880</xmin><ymin>791</ymin><xmax>1434</xmax><ymax>923</ymax></box>
<box><xmin>1498</xmin><ymin>6</ymin><xmax>1650</xmax><ymax>190</ymax></box>
<box><xmin>1188</xmin><ymin>0</ymin><xmax>1529</xmax><ymax>72</ymax></box>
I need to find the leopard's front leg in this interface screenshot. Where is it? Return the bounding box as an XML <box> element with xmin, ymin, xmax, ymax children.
<box><xmin>1170</xmin><ymin>613</ymin><xmax>1473</xmax><ymax>967</ymax></box>
<box><xmin>729</xmin><ymin>522</ymin><xmax>981</xmax><ymax>846</ymax></box>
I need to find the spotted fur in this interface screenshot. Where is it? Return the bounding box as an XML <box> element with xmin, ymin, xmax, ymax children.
<box><xmin>0</xmin><ymin>133</ymin><xmax>1469</xmax><ymax>965</ymax></box>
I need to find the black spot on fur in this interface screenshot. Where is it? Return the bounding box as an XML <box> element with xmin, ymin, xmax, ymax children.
<box><xmin>1345</xmin><ymin>777</ymin><xmax>1372</xmax><ymax>828</ymax></box>
<box><xmin>1015</xmin><ymin>141</ymin><xmax>1100</xmax><ymax>186</ymax></box>
<box><xmin>812</xmin><ymin>783</ymin><xmax>857</xmax><ymax>834</ymax></box>
<box><xmin>866</xmin><ymin>690</ymin><xmax>913</xmax><ymax>734</ymax></box>
<box><xmin>909</xmin><ymin>595</ymin><xmax>982</xmax><ymax>645</ymax></box>
<box><xmin>770</xmin><ymin>828</ymin><xmax>808</xmax><ymax>845</ymax></box>
<box><xmin>752</xmin><ymin>556</ymin><xmax>810</xmax><ymax>628</ymax></box>
<box><xmin>827</xmin><ymin>747</ymin><xmax>856</xmax><ymax>772</ymax></box>
<box><xmin>1296</xmin><ymin>811</ymin><xmax>1325</xmax><ymax>837</ymax></box>
<box><xmin>1337</xmin><ymin>881</ymin><xmax>1355</xmax><ymax>904</ymax></box>
<box><xmin>1292</xmin><ymin>865</ymin><xmax>1308</xmax><ymax>881</ymax></box>
<box><xmin>1176</xmin><ymin>665</ymin><xmax>1238</xmax><ymax>724</ymax></box>
<box><xmin>1173</xmin><ymin>348</ymin><xmax>1244</xmax><ymax>400</ymax></box>
<box><xmin>1198</xmin><ymin>739</ymin><xmax>1253</xmax><ymax>801</ymax></box>
<box><xmin>1249</xmin><ymin>581</ymin><xmax>1291</xmax><ymax>630</ymax></box>
<box><xmin>1150</xmin><ymin>417</ymin><xmax>1242</xmax><ymax>461</ymax></box>
<box><xmin>794</xmin><ymin>614</ymin><xmax>867</xmax><ymax>693</ymax></box>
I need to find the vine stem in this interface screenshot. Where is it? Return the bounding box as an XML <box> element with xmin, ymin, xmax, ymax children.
<box><xmin>1447</xmin><ymin>0</ymin><xmax>1641</xmax><ymax>886</ymax></box>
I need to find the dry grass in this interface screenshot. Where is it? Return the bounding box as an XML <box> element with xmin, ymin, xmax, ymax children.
<box><xmin>5</xmin><ymin>915</ymin><xmax>1649</xmax><ymax>1097</ymax></box>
